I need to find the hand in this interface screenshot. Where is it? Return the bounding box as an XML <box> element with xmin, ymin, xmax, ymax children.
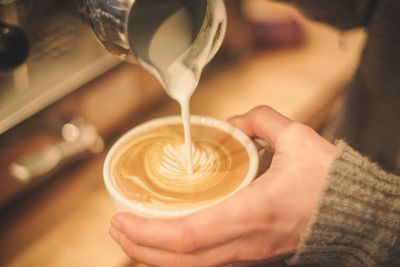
<box><xmin>109</xmin><ymin>105</ymin><xmax>336</xmax><ymax>266</ymax></box>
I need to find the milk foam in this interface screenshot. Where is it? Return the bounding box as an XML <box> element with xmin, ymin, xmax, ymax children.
<box><xmin>144</xmin><ymin>141</ymin><xmax>229</xmax><ymax>194</ymax></box>
<box><xmin>111</xmin><ymin>124</ymin><xmax>249</xmax><ymax>210</ymax></box>
<box><xmin>147</xmin><ymin>6</ymin><xmax>197</xmax><ymax>174</ymax></box>
<box><xmin>129</xmin><ymin>1</ymin><xmax>226</xmax><ymax>174</ymax></box>
<box><xmin>157</xmin><ymin>143</ymin><xmax>220</xmax><ymax>179</ymax></box>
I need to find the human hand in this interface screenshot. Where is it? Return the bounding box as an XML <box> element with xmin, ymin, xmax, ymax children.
<box><xmin>109</xmin><ymin>105</ymin><xmax>336</xmax><ymax>266</ymax></box>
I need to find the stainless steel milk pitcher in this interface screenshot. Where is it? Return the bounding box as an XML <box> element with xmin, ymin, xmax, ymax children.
<box><xmin>78</xmin><ymin>0</ymin><xmax>227</xmax><ymax>69</ymax></box>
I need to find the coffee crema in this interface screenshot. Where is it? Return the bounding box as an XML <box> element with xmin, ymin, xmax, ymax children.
<box><xmin>110</xmin><ymin>124</ymin><xmax>250</xmax><ymax>210</ymax></box>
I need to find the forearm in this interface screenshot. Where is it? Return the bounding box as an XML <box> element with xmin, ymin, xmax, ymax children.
<box><xmin>272</xmin><ymin>0</ymin><xmax>376</xmax><ymax>30</ymax></box>
<box><xmin>288</xmin><ymin>140</ymin><xmax>400</xmax><ymax>266</ymax></box>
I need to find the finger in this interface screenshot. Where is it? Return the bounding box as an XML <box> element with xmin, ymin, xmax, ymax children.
<box><xmin>112</xmin><ymin>188</ymin><xmax>256</xmax><ymax>254</ymax></box>
<box><xmin>110</xmin><ymin>225</ymin><xmax>256</xmax><ymax>267</ymax></box>
<box><xmin>228</xmin><ymin>105</ymin><xmax>292</xmax><ymax>148</ymax></box>
<box><xmin>112</xmin><ymin>231</ymin><xmax>233</xmax><ymax>267</ymax></box>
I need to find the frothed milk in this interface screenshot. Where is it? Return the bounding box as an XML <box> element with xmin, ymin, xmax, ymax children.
<box><xmin>110</xmin><ymin>122</ymin><xmax>250</xmax><ymax>210</ymax></box>
<box><xmin>102</xmin><ymin>1</ymin><xmax>260</xmax><ymax>217</ymax></box>
<box><xmin>129</xmin><ymin>0</ymin><xmax>227</xmax><ymax>174</ymax></box>
<box><xmin>148</xmin><ymin>6</ymin><xmax>196</xmax><ymax>174</ymax></box>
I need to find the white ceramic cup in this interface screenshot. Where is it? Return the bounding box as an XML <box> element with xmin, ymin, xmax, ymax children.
<box><xmin>103</xmin><ymin>115</ymin><xmax>260</xmax><ymax>218</ymax></box>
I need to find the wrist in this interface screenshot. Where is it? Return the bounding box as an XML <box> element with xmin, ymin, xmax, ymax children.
<box><xmin>288</xmin><ymin>140</ymin><xmax>400</xmax><ymax>266</ymax></box>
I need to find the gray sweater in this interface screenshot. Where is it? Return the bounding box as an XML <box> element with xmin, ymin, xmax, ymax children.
<box><xmin>290</xmin><ymin>141</ymin><xmax>400</xmax><ymax>266</ymax></box>
<box><xmin>273</xmin><ymin>0</ymin><xmax>400</xmax><ymax>265</ymax></box>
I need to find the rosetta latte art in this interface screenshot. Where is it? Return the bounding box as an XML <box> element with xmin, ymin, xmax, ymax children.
<box><xmin>157</xmin><ymin>143</ymin><xmax>220</xmax><ymax>180</ymax></box>
<box><xmin>145</xmin><ymin>142</ymin><xmax>230</xmax><ymax>194</ymax></box>
<box><xmin>111</xmin><ymin>124</ymin><xmax>249</xmax><ymax>210</ymax></box>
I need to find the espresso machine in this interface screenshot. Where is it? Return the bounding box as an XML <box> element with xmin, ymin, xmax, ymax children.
<box><xmin>0</xmin><ymin>0</ymin><xmax>119</xmax><ymax>134</ymax></box>
<box><xmin>0</xmin><ymin>0</ymin><xmax>121</xmax><ymax>208</ymax></box>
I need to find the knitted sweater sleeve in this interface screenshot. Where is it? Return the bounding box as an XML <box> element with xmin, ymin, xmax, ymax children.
<box><xmin>288</xmin><ymin>141</ymin><xmax>400</xmax><ymax>266</ymax></box>
<box><xmin>272</xmin><ymin>0</ymin><xmax>376</xmax><ymax>30</ymax></box>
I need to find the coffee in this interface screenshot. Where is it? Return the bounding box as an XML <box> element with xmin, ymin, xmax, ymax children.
<box><xmin>110</xmin><ymin>123</ymin><xmax>250</xmax><ymax>211</ymax></box>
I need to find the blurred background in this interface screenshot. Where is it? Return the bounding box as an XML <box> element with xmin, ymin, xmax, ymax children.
<box><xmin>0</xmin><ymin>0</ymin><xmax>365</xmax><ymax>266</ymax></box>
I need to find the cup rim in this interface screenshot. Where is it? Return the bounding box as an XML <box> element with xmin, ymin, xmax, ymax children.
<box><xmin>103</xmin><ymin>115</ymin><xmax>259</xmax><ymax>218</ymax></box>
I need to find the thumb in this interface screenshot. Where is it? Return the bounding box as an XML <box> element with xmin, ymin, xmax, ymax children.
<box><xmin>228</xmin><ymin>105</ymin><xmax>292</xmax><ymax>148</ymax></box>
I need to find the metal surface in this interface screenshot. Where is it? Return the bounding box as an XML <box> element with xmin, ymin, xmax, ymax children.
<box><xmin>0</xmin><ymin>0</ymin><xmax>119</xmax><ymax>134</ymax></box>
<box><xmin>78</xmin><ymin>0</ymin><xmax>225</xmax><ymax>69</ymax></box>
<box><xmin>78</xmin><ymin>0</ymin><xmax>137</xmax><ymax>63</ymax></box>
<box><xmin>78</xmin><ymin>0</ymin><xmax>209</xmax><ymax>63</ymax></box>
<box><xmin>10</xmin><ymin>118</ymin><xmax>104</xmax><ymax>182</ymax></box>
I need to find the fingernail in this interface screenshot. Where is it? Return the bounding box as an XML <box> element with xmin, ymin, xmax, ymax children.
<box><xmin>109</xmin><ymin>226</ymin><xmax>121</xmax><ymax>242</ymax></box>
<box><xmin>111</xmin><ymin>217</ymin><xmax>123</xmax><ymax>232</ymax></box>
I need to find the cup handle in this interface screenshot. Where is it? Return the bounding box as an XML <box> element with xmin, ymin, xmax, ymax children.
<box><xmin>253</xmin><ymin>138</ymin><xmax>274</xmax><ymax>176</ymax></box>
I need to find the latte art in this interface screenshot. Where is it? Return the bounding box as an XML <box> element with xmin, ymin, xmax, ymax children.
<box><xmin>156</xmin><ymin>143</ymin><xmax>222</xmax><ymax>180</ymax></box>
<box><xmin>111</xmin><ymin>124</ymin><xmax>250</xmax><ymax>210</ymax></box>
<box><xmin>145</xmin><ymin>141</ymin><xmax>231</xmax><ymax>194</ymax></box>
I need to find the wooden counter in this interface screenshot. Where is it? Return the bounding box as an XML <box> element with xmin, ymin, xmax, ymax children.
<box><xmin>2</xmin><ymin>10</ymin><xmax>366</xmax><ymax>267</ymax></box>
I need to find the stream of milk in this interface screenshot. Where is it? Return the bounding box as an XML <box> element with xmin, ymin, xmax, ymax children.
<box><xmin>148</xmin><ymin>7</ymin><xmax>196</xmax><ymax>174</ymax></box>
<box><xmin>130</xmin><ymin>1</ymin><xmax>226</xmax><ymax>174</ymax></box>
